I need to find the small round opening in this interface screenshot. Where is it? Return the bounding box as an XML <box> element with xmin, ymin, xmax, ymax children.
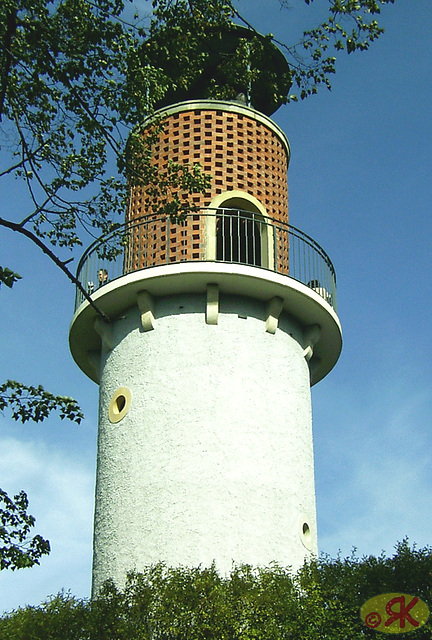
<box><xmin>299</xmin><ymin>515</ymin><xmax>314</xmax><ymax>551</ymax></box>
<box><xmin>114</xmin><ymin>395</ymin><xmax>126</xmax><ymax>415</ymax></box>
<box><xmin>108</xmin><ymin>387</ymin><xmax>131</xmax><ymax>423</ymax></box>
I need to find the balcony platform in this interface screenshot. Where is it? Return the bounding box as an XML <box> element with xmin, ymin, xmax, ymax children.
<box><xmin>70</xmin><ymin>261</ymin><xmax>342</xmax><ymax>387</ymax></box>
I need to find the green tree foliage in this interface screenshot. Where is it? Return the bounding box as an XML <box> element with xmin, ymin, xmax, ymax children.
<box><xmin>279</xmin><ymin>0</ymin><xmax>395</xmax><ymax>100</ymax></box>
<box><xmin>0</xmin><ymin>489</ymin><xmax>50</xmax><ymax>571</ymax></box>
<box><xmin>0</xmin><ymin>380</ymin><xmax>84</xmax><ymax>424</ymax></box>
<box><xmin>138</xmin><ymin>0</ymin><xmax>396</xmax><ymax>112</ymax></box>
<box><xmin>0</xmin><ymin>0</ymin><xmax>214</xmax><ymax>272</ymax></box>
<box><xmin>0</xmin><ymin>0</ymin><xmax>395</xmax><ymax>285</ymax></box>
<box><xmin>0</xmin><ymin>378</ymin><xmax>83</xmax><ymax>571</ymax></box>
<box><xmin>1</xmin><ymin>541</ymin><xmax>431</xmax><ymax>638</ymax></box>
<box><xmin>0</xmin><ymin>266</ymin><xmax>22</xmax><ymax>288</ymax></box>
<box><xmin>0</xmin><ymin>263</ymin><xmax>83</xmax><ymax>571</ymax></box>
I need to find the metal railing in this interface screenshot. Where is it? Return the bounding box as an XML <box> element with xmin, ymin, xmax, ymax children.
<box><xmin>74</xmin><ymin>209</ymin><xmax>337</xmax><ymax>311</ymax></box>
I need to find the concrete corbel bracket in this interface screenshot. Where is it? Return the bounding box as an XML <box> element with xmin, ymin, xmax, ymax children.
<box><xmin>94</xmin><ymin>317</ymin><xmax>114</xmax><ymax>352</ymax></box>
<box><xmin>302</xmin><ymin>324</ymin><xmax>321</xmax><ymax>362</ymax></box>
<box><xmin>206</xmin><ymin>283</ymin><xmax>219</xmax><ymax>325</ymax></box>
<box><xmin>265</xmin><ymin>296</ymin><xmax>284</xmax><ymax>334</ymax></box>
<box><xmin>137</xmin><ymin>290</ymin><xmax>155</xmax><ymax>332</ymax></box>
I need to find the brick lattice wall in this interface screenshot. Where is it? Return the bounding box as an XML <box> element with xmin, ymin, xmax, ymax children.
<box><xmin>127</xmin><ymin>105</ymin><xmax>289</xmax><ymax>268</ymax></box>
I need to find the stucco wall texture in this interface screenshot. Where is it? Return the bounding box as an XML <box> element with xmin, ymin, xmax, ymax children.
<box><xmin>93</xmin><ymin>293</ymin><xmax>318</xmax><ymax>593</ymax></box>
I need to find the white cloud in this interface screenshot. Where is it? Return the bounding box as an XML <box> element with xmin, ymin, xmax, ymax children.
<box><xmin>0</xmin><ymin>436</ymin><xmax>94</xmax><ymax>615</ymax></box>
<box><xmin>315</xmin><ymin>381</ymin><xmax>432</xmax><ymax>560</ymax></box>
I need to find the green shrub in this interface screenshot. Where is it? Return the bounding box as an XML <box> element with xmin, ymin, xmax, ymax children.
<box><xmin>1</xmin><ymin>542</ymin><xmax>431</xmax><ymax>639</ymax></box>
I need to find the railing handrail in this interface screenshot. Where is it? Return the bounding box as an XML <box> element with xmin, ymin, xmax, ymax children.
<box><xmin>74</xmin><ymin>208</ymin><xmax>337</xmax><ymax>312</ymax></box>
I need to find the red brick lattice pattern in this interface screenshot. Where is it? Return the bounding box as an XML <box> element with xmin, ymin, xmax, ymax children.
<box><xmin>127</xmin><ymin>106</ymin><xmax>289</xmax><ymax>269</ymax></box>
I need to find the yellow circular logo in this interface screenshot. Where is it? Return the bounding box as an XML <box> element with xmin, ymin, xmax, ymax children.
<box><xmin>360</xmin><ymin>593</ymin><xmax>430</xmax><ymax>634</ymax></box>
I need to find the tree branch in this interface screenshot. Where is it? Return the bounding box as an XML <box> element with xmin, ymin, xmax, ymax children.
<box><xmin>0</xmin><ymin>216</ymin><xmax>111</xmax><ymax>322</ymax></box>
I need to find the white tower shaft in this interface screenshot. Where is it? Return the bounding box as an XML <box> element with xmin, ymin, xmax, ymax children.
<box><xmin>69</xmin><ymin>99</ymin><xmax>342</xmax><ymax>593</ymax></box>
<box><xmin>92</xmin><ymin>285</ymin><xmax>318</xmax><ymax>592</ymax></box>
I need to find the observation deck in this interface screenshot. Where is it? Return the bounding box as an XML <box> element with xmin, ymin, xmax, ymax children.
<box><xmin>70</xmin><ymin>208</ymin><xmax>342</xmax><ymax>386</ymax></box>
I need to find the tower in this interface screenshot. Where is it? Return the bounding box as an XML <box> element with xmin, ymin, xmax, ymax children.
<box><xmin>69</xmin><ymin>26</ymin><xmax>342</xmax><ymax>594</ymax></box>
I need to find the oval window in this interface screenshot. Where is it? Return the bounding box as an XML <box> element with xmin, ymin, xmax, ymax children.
<box><xmin>298</xmin><ymin>514</ymin><xmax>314</xmax><ymax>551</ymax></box>
<box><xmin>108</xmin><ymin>387</ymin><xmax>132</xmax><ymax>423</ymax></box>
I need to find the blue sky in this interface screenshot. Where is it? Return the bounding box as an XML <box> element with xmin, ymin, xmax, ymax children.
<box><xmin>1</xmin><ymin>0</ymin><xmax>431</xmax><ymax>614</ymax></box>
